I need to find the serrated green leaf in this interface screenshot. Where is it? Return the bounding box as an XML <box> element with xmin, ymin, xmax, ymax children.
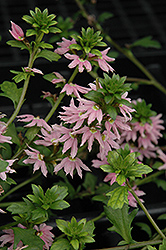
<box><xmin>13</xmin><ymin>227</ymin><xmax>44</xmax><ymax>250</ymax></box>
<box><xmin>50</xmin><ymin>238</ymin><xmax>70</xmax><ymax>250</ymax></box>
<box><xmin>6</xmin><ymin>202</ymin><xmax>29</xmax><ymax>214</ymax></box>
<box><xmin>37</xmin><ymin>49</ymin><xmax>61</xmax><ymax>61</ymax></box>
<box><xmin>26</xmin><ymin>29</ymin><xmax>37</xmax><ymax>36</ymax></box>
<box><xmin>6</xmin><ymin>40</ymin><xmax>28</xmax><ymax>50</ymax></box>
<box><xmin>104</xmin><ymin>204</ymin><xmax>138</xmax><ymax>244</ymax></box>
<box><xmin>107</xmin><ymin>186</ymin><xmax>129</xmax><ymax>209</ymax></box>
<box><xmin>50</xmin><ymin>200</ymin><xmax>70</xmax><ymax>210</ymax></box>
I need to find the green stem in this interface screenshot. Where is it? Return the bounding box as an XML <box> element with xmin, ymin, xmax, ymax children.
<box><xmin>74</xmin><ymin>0</ymin><xmax>166</xmax><ymax>95</ymax></box>
<box><xmin>44</xmin><ymin>67</ymin><xmax>79</xmax><ymax>123</ymax></box>
<box><xmin>126</xmin><ymin>180</ymin><xmax>166</xmax><ymax>240</ymax></box>
<box><xmin>0</xmin><ymin>172</ymin><xmax>41</xmax><ymax>202</ymax></box>
<box><xmin>6</xmin><ymin>34</ymin><xmax>44</xmax><ymax>127</ymax></box>
<box><xmin>93</xmin><ymin>240</ymin><xmax>162</xmax><ymax>250</ymax></box>
<box><xmin>90</xmin><ymin>212</ymin><xmax>105</xmax><ymax>223</ymax></box>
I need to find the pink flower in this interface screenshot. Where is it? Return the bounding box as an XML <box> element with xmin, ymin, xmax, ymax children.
<box><xmin>119</xmin><ymin>92</ymin><xmax>136</xmax><ymax>121</ymax></box>
<box><xmin>92</xmin><ymin>157</ymin><xmax>108</xmax><ymax>168</ymax></box>
<box><xmin>24</xmin><ymin>67</ymin><xmax>43</xmax><ymax>75</ymax></box>
<box><xmin>59</xmin><ymin>98</ymin><xmax>86</xmax><ymax>130</ymax></box>
<box><xmin>78</xmin><ymin>98</ymin><xmax>103</xmax><ymax>125</ymax></box>
<box><xmin>52</xmin><ymin>125</ymin><xmax>78</xmax><ymax>158</ymax></box>
<box><xmin>128</xmin><ymin>185</ymin><xmax>145</xmax><ymax>207</ymax></box>
<box><xmin>0</xmin><ymin>224</ymin><xmax>25</xmax><ymax>250</ymax></box>
<box><xmin>61</xmin><ymin>83</ymin><xmax>90</xmax><ymax>98</ymax></box>
<box><xmin>104</xmin><ymin>173</ymin><xmax>117</xmax><ymax>185</ymax></box>
<box><xmin>92</xmin><ymin>47</ymin><xmax>115</xmax><ymax>72</ymax></box>
<box><xmin>34</xmin><ymin>127</ymin><xmax>61</xmax><ymax>147</ymax></box>
<box><xmin>74</xmin><ymin>125</ymin><xmax>104</xmax><ymax>152</ymax></box>
<box><xmin>157</xmin><ymin>149</ymin><xmax>166</xmax><ymax>170</ymax></box>
<box><xmin>0</xmin><ymin>125</ymin><xmax>12</xmax><ymax>144</ymax></box>
<box><xmin>54</xmin><ymin>156</ymin><xmax>90</xmax><ymax>178</ymax></box>
<box><xmin>9</xmin><ymin>21</ymin><xmax>24</xmax><ymax>41</ymax></box>
<box><xmin>105</xmin><ymin>115</ymin><xmax>131</xmax><ymax>140</ymax></box>
<box><xmin>23</xmin><ymin>145</ymin><xmax>48</xmax><ymax>177</ymax></box>
<box><xmin>0</xmin><ymin>159</ymin><xmax>16</xmax><ymax>181</ymax></box>
<box><xmin>34</xmin><ymin>223</ymin><xmax>54</xmax><ymax>250</ymax></box>
<box><xmin>51</xmin><ymin>72</ymin><xmax>66</xmax><ymax>84</ymax></box>
<box><xmin>54</xmin><ymin>37</ymin><xmax>77</xmax><ymax>55</ymax></box>
<box><xmin>98</xmin><ymin>130</ymin><xmax>120</xmax><ymax>160</ymax></box>
<box><xmin>17</xmin><ymin>114</ymin><xmax>51</xmax><ymax>131</ymax></box>
<box><xmin>65</xmin><ymin>53</ymin><xmax>92</xmax><ymax>72</ymax></box>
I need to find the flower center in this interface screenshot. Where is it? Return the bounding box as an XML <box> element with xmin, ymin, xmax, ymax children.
<box><xmin>37</xmin><ymin>153</ymin><xmax>44</xmax><ymax>161</ymax></box>
<box><xmin>36</xmin><ymin>231</ymin><xmax>43</xmax><ymax>237</ymax></box>
<box><xmin>92</xmin><ymin>104</ymin><xmax>100</xmax><ymax>111</ymax></box>
<box><xmin>90</xmin><ymin>127</ymin><xmax>97</xmax><ymax>134</ymax></box>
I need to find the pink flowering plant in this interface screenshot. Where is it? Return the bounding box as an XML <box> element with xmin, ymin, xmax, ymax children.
<box><xmin>0</xmin><ymin>5</ymin><xmax>166</xmax><ymax>250</ymax></box>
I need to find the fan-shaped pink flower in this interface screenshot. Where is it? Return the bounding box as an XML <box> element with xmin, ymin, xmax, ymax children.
<box><xmin>34</xmin><ymin>223</ymin><xmax>54</xmax><ymax>250</ymax></box>
<box><xmin>119</xmin><ymin>92</ymin><xmax>136</xmax><ymax>121</ymax></box>
<box><xmin>61</xmin><ymin>83</ymin><xmax>90</xmax><ymax>98</ymax></box>
<box><xmin>54</xmin><ymin>37</ymin><xmax>77</xmax><ymax>55</ymax></box>
<box><xmin>74</xmin><ymin>125</ymin><xmax>104</xmax><ymax>152</ymax></box>
<box><xmin>51</xmin><ymin>72</ymin><xmax>66</xmax><ymax>84</ymax></box>
<box><xmin>0</xmin><ymin>159</ymin><xmax>16</xmax><ymax>181</ymax></box>
<box><xmin>9</xmin><ymin>21</ymin><xmax>24</xmax><ymax>41</ymax></box>
<box><xmin>52</xmin><ymin>125</ymin><xmax>78</xmax><ymax>158</ymax></box>
<box><xmin>78</xmin><ymin>98</ymin><xmax>103</xmax><ymax>125</ymax></box>
<box><xmin>92</xmin><ymin>47</ymin><xmax>115</xmax><ymax>72</ymax></box>
<box><xmin>17</xmin><ymin>114</ymin><xmax>51</xmax><ymax>131</ymax></box>
<box><xmin>157</xmin><ymin>149</ymin><xmax>166</xmax><ymax>170</ymax></box>
<box><xmin>34</xmin><ymin>127</ymin><xmax>61</xmax><ymax>147</ymax></box>
<box><xmin>59</xmin><ymin>98</ymin><xmax>86</xmax><ymax>130</ymax></box>
<box><xmin>23</xmin><ymin>145</ymin><xmax>48</xmax><ymax>177</ymax></box>
<box><xmin>24</xmin><ymin>67</ymin><xmax>43</xmax><ymax>75</ymax></box>
<box><xmin>104</xmin><ymin>173</ymin><xmax>117</xmax><ymax>185</ymax></box>
<box><xmin>54</xmin><ymin>156</ymin><xmax>90</xmax><ymax>178</ymax></box>
<box><xmin>65</xmin><ymin>53</ymin><xmax>92</xmax><ymax>72</ymax></box>
<box><xmin>0</xmin><ymin>224</ymin><xmax>25</xmax><ymax>249</ymax></box>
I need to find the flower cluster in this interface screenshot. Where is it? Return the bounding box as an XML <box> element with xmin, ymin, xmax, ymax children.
<box><xmin>0</xmin><ymin>6</ymin><xmax>166</xmax><ymax>250</ymax></box>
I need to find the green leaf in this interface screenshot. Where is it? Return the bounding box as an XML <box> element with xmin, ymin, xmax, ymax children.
<box><xmin>0</xmin><ymin>159</ymin><xmax>9</xmax><ymax>173</ymax></box>
<box><xmin>135</xmin><ymin>222</ymin><xmax>152</xmax><ymax>238</ymax></box>
<box><xmin>98</xmin><ymin>12</ymin><xmax>114</xmax><ymax>23</ymax></box>
<box><xmin>104</xmin><ymin>204</ymin><xmax>138</xmax><ymax>244</ymax></box>
<box><xmin>154</xmin><ymin>178</ymin><xmax>166</xmax><ymax>191</ymax></box>
<box><xmin>106</xmin><ymin>105</ymin><xmax>117</xmax><ymax>120</ymax></box>
<box><xmin>13</xmin><ymin>227</ymin><xmax>44</xmax><ymax>250</ymax></box>
<box><xmin>131</xmin><ymin>36</ymin><xmax>161</xmax><ymax>49</ymax></box>
<box><xmin>0</xmin><ymin>81</ymin><xmax>23</xmax><ymax>108</ymax></box>
<box><xmin>69</xmin><ymin>43</ymin><xmax>82</xmax><ymax>50</ymax></box>
<box><xmin>82</xmin><ymin>172</ymin><xmax>97</xmax><ymax>192</ymax></box>
<box><xmin>71</xmin><ymin>239</ymin><xmax>79</xmax><ymax>250</ymax></box>
<box><xmin>159</xmin><ymin>239</ymin><xmax>166</xmax><ymax>250</ymax></box>
<box><xmin>4</xmin><ymin>122</ymin><xmax>21</xmax><ymax>146</ymax></box>
<box><xmin>84</xmin><ymin>90</ymin><xmax>103</xmax><ymax>104</ymax></box>
<box><xmin>100</xmin><ymin>164</ymin><xmax>114</xmax><ymax>173</ymax></box>
<box><xmin>37</xmin><ymin>49</ymin><xmax>60</xmax><ymax>61</ymax></box>
<box><xmin>157</xmin><ymin>213</ymin><xmax>166</xmax><ymax>220</ymax></box>
<box><xmin>6</xmin><ymin>40</ymin><xmax>28</xmax><ymax>50</ymax></box>
<box><xmin>50</xmin><ymin>200</ymin><xmax>70</xmax><ymax>210</ymax></box>
<box><xmin>26</xmin><ymin>29</ymin><xmax>37</xmax><ymax>36</ymax></box>
<box><xmin>50</xmin><ymin>238</ymin><xmax>70</xmax><ymax>250</ymax></box>
<box><xmin>147</xmin><ymin>246</ymin><xmax>157</xmax><ymax>250</ymax></box>
<box><xmin>107</xmin><ymin>186</ymin><xmax>129</xmax><ymax>209</ymax></box>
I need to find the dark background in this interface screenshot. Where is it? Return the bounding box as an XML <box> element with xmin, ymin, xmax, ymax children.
<box><xmin>0</xmin><ymin>0</ymin><xmax>166</xmax><ymax>119</ymax></box>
